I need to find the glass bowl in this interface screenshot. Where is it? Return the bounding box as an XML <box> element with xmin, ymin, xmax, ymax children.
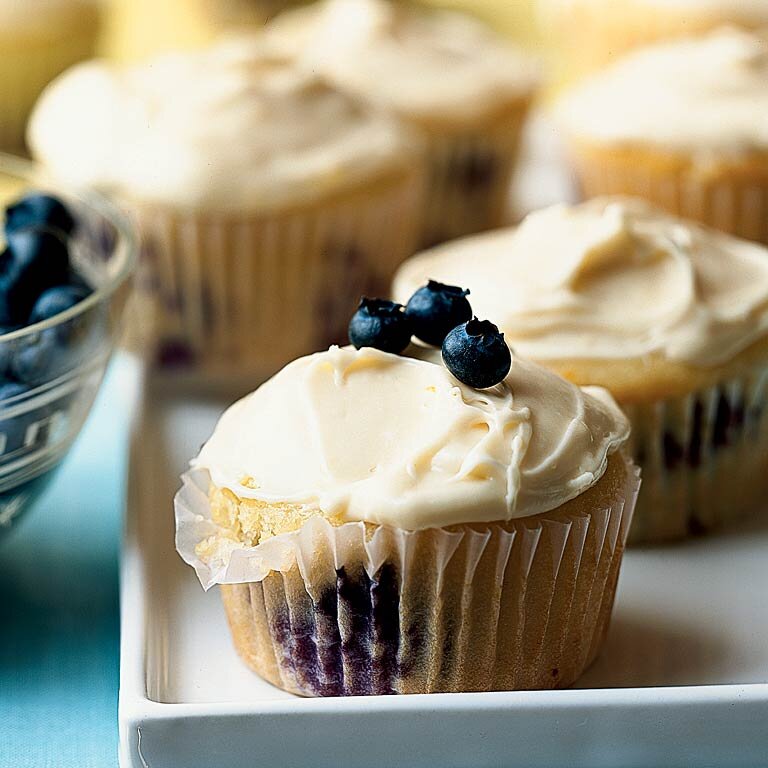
<box><xmin>0</xmin><ymin>154</ymin><xmax>137</xmax><ymax>538</ymax></box>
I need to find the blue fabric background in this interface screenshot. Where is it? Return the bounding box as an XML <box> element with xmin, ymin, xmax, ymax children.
<box><xmin>0</xmin><ymin>358</ymin><xmax>137</xmax><ymax>768</ymax></box>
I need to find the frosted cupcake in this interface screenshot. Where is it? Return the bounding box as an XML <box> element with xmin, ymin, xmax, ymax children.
<box><xmin>28</xmin><ymin>40</ymin><xmax>424</xmax><ymax>380</ymax></box>
<box><xmin>539</xmin><ymin>0</ymin><xmax>768</xmax><ymax>85</ymax></box>
<box><xmin>0</xmin><ymin>0</ymin><xmax>99</xmax><ymax>153</ymax></box>
<box><xmin>394</xmin><ymin>197</ymin><xmax>768</xmax><ymax>542</ymax></box>
<box><xmin>556</xmin><ymin>28</ymin><xmax>768</xmax><ymax>245</ymax></box>
<box><xmin>266</xmin><ymin>0</ymin><xmax>538</xmax><ymax>246</ymax></box>
<box><xmin>175</xmin><ymin>344</ymin><xmax>637</xmax><ymax>695</ymax></box>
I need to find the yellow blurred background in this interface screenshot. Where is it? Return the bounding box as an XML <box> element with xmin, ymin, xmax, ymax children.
<box><xmin>101</xmin><ymin>0</ymin><xmax>541</xmax><ymax>62</ymax></box>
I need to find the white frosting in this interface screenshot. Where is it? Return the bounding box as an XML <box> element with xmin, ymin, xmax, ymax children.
<box><xmin>394</xmin><ymin>198</ymin><xmax>768</xmax><ymax>367</ymax></box>
<box><xmin>556</xmin><ymin>27</ymin><xmax>768</xmax><ymax>154</ymax></box>
<box><xmin>193</xmin><ymin>345</ymin><xmax>629</xmax><ymax>530</ymax></box>
<box><xmin>265</xmin><ymin>0</ymin><xmax>538</xmax><ymax>124</ymax></box>
<box><xmin>28</xmin><ymin>39</ymin><xmax>417</xmax><ymax>212</ymax></box>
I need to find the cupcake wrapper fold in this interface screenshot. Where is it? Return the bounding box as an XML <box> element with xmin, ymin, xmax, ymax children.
<box><xmin>175</xmin><ymin>458</ymin><xmax>640</xmax><ymax>695</ymax></box>
<box><xmin>570</xmin><ymin>146</ymin><xmax>768</xmax><ymax>245</ymax></box>
<box><xmin>129</xmin><ymin>168</ymin><xmax>423</xmax><ymax>380</ymax></box>
<box><xmin>623</xmin><ymin>366</ymin><xmax>768</xmax><ymax>543</ymax></box>
<box><xmin>419</xmin><ymin>105</ymin><xmax>530</xmax><ymax>247</ymax></box>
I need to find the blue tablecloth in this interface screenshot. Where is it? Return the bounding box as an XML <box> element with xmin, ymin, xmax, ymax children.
<box><xmin>0</xmin><ymin>356</ymin><xmax>138</xmax><ymax>768</ymax></box>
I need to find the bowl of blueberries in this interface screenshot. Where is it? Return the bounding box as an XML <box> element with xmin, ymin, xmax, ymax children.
<box><xmin>0</xmin><ymin>154</ymin><xmax>136</xmax><ymax>538</ymax></box>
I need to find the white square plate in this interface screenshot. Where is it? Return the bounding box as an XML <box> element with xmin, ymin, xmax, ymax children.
<box><xmin>119</xmin><ymin>387</ymin><xmax>768</xmax><ymax>768</ymax></box>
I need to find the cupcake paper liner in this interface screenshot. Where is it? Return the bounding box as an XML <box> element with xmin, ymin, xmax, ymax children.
<box><xmin>2</xmin><ymin>28</ymin><xmax>98</xmax><ymax>153</ymax></box>
<box><xmin>622</xmin><ymin>365</ymin><xmax>768</xmax><ymax>543</ymax></box>
<box><xmin>569</xmin><ymin>146</ymin><xmax>768</xmax><ymax>245</ymax></box>
<box><xmin>128</xmin><ymin>168</ymin><xmax>423</xmax><ymax>381</ymax></box>
<box><xmin>419</xmin><ymin>105</ymin><xmax>530</xmax><ymax>247</ymax></box>
<box><xmin>175</xmin><ymin>457</ymin><xmax>640</xmax><ymax>696</ymax></box>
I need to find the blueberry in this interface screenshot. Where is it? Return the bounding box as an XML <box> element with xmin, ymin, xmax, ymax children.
<box><xmin>29</xmin><ymin>284</ymin><xmax>90</xmax><ymax>325</ymax></box>
<box><xmin>0</xmin><ymin>381</ymin><xmax>34</xmax><ymax>454</ymax></box>
<box><xmin>10</xmin><ymin>331</ymin><xmax>58</xmax><ymax>385</ymax></box>
<box><xmin>442</xmin><ymin>318</ymin><xmax>512</xmax><ymax>389</ymax></box>
<box><xmin>405</xmin><ymin>280</ymin><xmax>472</xmax><ymax>346</ymax></box>
<box><xmin>5</xmin><ymin>194</ymin><xmax>75</xmax><ymax>237</ymax></box>
<box><xmin>0</xmin><ymin>349</ymin><xmax>10</xmax><ymax>378</ymax></box>
<box><xmin>0</xmin><ymin>381</ymin><xmax>28</xmax><ymax>400</ymax></box>
<box><xmin>0</xmin><ymin>327</ymin><xmax>19</xmax><ymax>377</ymax></box>
<box><xmin>29</xmin><ymin>283</ymin><xmax>91</xmax><ymax>347</ymax></box>
<box><xmin>156</xmin><ymin>339</ymin><xmax>196</xmax><ymax>368</ymax></box>
<box><xmin>68</xmin><ymin>269</ymin><xmax>93</xmax><ymax>295</ymax></box>
<box><xmin>0</xmin><ymin>228</ymin><xmax>70</xmax><ymax>325</ymax></box>
<box><xmin>348</xmin><ymin>298</ymin><xmax>413</xmax><ymax>353</ymax></box>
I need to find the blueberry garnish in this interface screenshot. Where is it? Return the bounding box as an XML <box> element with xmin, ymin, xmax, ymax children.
<box><xmin>405</xmin><ymin>280</ymin><xmax>472</xmax><ymax>346</ymax></box>
<box><xmin>0</xmin><ymin>229</ymin><xmax>70</xmax><ymax>325</ymax></box>
<box><xmin>348</xmin><ymin>298</ymin><xmax>413</xmax><ymax>353</ymax></box>
<box><xmin>442</xmin><ymin>318</ymin><xmax>512</xmax><ymax>389</ymax></box>
<box><xmin>5</xmin><ymin>194</ymin><xmax>75</xmax><ymax>237</ymax></box>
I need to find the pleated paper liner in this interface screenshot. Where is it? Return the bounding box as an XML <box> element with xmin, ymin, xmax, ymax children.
<box><xmin>567</xmin><ymin>142</ymin><xmax>768</xmax><ymax>245</ymax></box>
<box><xmin>175</xmin><ymin>454</ymin><xmax>640</xmax><ymax>696</ymax></box>
<box><xmin>623</xmin><ymin>365</ymin><xmax>768</xmax><ymax>544</ymax></box>
<box><xmin>417</xmin><ymin>97</ymin><xmax>532</xmax><ymax>248</ymax></box>
<box><xmin>126</xmin><ymin>166</ymin><xmax>424</xmax><ymax>384</ymax></box>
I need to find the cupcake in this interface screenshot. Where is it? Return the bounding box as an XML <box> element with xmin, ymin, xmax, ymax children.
<box><xmin>539</xmin><ymin>0</ymin><xmax>768</xmax><ymax>86</ymax></box>
<box><xmin>394</xmin><ymin>197</ymin><xmax>768</xmax><ymax>543</ymax></box>
<box><xmin>175</xmin><ymin>343</ymin><xmax>637</xmax><ymax>695</ymax></box>
<box><xmin>0</xmin><ymin>0</ymin><xmax>100</xmax><ymax>153</ymax></box>
<box><xmin>28</xmin><ymin>40</ymin><xmax>424</xmax><ymax>380</ymax></box>
<box><xmin>555</xmin><ymin>28</ymin><xmax>768</xmax><ymax>245</ymax></box>
<box><xmin>266</xmin><ymin>0</ymin><xmax>538</xmax><ymax>246</ymax></box>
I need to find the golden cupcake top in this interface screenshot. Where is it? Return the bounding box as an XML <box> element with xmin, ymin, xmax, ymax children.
<box><xmin>265</xmin><ymin>0</ymin><xmax>539</xmax><ymax>126</ymax></box>
<box><xmin>394</xmin><ymin>197</ymin><xmax>768</xmax><ymax>367</ymax></box>
<box><xmin>28</xmin><ymin>37</ymin><xmax>419</xmax><ymax>212</ymax></box>
<box><xmin>192</xmin><ymin>344</ymin><xmax>629</xmax><ymax>530</ymax></box>
<box><xmin>556</xmin><ymin>27</ymin><xmax>768</xmax><ymax>154</ymax></box>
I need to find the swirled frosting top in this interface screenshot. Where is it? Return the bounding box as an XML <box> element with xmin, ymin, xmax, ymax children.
<box><xmin>265</xmin><ymin>0</ymin><xmax>538</xmax><ymax>125</ymax></box>
<box><xmin>193</xmin><ymin>345</ymin><xmax>629</xmax><ymax>530</ymax></box>
<box><xmin>28</xmin><ymin>38</ymin><xmax>417</xmax><ymax>212</ymax></box>
<box><xmin>556</xmin><ymin>27</ymin><xmax>768</xmax><ymax>154</ymax></box>
<box><xmin>393</xmin><ymin>197</ymin><xmax>768</xmax><ymax>367</ymax></box>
